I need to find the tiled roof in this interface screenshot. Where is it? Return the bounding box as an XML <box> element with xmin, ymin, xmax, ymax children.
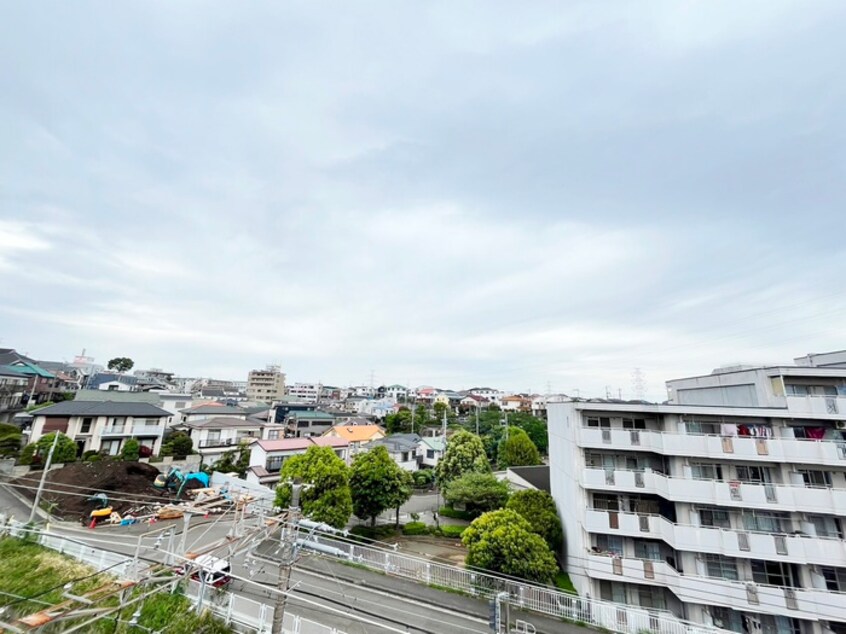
<box><xmin>31</xmin><ymin>401</ymin><xmax>171</xmax><ymax>417</ymax></box>
<box><xmin>324</xmin><ymin>424</ymin><xmax>385</xmax><ymax>442</ymax></box>
<box><xmin>256</xmin><ymin>437</ymin><xmax>349</xmax><ymax>452</ymax></box>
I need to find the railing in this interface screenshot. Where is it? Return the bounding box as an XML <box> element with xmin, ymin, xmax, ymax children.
<box><xmin>101</xmin><ymin>424</ymin><xmax>163</xmax><ymax>436</ymax></box>
<box><xmin>580</xmin><ymin>426</ymin><xmax>846</xmax><ymax>466</ymax></box>
<box><xmin>199</xmin><ymin>438</ymin><xmax>240</xmax><ymax>448</ymax></box>
<box><xmin>303</xmin><ymin>533</ymin><xmax>735</xmax><ymax>634</ymax></box>
<box><xmin>583</xmin><ymin>508</ymin><xmax>846</xmax><ymax>566</ymax></box>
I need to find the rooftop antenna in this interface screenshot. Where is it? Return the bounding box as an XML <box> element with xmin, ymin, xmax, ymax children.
<box><xmin>632</xmin><ymin>368</ymin><xmax>647</xmax><ymax>400</ymax></box>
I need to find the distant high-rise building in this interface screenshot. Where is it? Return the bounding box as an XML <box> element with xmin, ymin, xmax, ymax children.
<box><xmin>246</xmin><ymin>365</ymin><xmax>286</xmax><ymax>403</ymax></box>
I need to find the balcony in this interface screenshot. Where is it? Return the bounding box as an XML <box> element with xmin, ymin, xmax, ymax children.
<box><xmin>584</xmin><ymin>509</ymin><xmax>846</xmax><ymax>567</ymax></box>
<box><xmin>579</xmin><ymin>427</ymin><xmax>846</xmax><ymax>467</ymax></box>
<box><xmin>582</xmin><ymin>467</ymin><xmax>846</xmax><ymax>514</ymax></box>
<box><xmin>786</xmin><ymin>395</ymin><xmax>846</xmax><ymax>417</ymax></box>
<box><xmin>585</xmin><ymin>553</ymin><xmax>846</xmax><ymax>622</ymax></box>
<box><xmin>100</xmin><ymin>424</ymin><xmax>163</xmax><ymax>437</ymax></box>
<box><xmin>198</xmin><ymin>438</ymin><xmax>242</xmax><ymax>449</ymax></box>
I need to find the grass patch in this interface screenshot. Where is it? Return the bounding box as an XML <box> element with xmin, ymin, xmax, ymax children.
<box><xmin>438</xmin><ymin>506</ymin><xmax>477</xmax><ymax>521</ymax></box>
<box><xmin>554</xmin><ymin>570</ymin><xmax>577</xmax><ymax>594</ymax></box>
<box><xmin>350</xmin><ymin>524</ymin><xmax>402</xmax><ymax>541</ymax></box>
<box><xmin>402</xmin><ymin>521</ymin><xmax>429</xmax><ymax>536</ymax></box>
<box><xmin>0</xmin><ymin>537</ymin><xmax>235</xmax><ymax>632</ymax></box>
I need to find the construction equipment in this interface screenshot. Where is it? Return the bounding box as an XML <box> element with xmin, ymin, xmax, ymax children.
<box><xmin>81</xmin><ymin>493</ymin><xmax>114</xmax><ymax>527</ymax></box>
<box><xmin>153</xmin><ymin>467</ymin><xmax>210</xmax><ymax>500</ymax></box>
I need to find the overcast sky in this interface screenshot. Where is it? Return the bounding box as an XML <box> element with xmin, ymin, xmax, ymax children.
<box><xmin>1</xmin><ymin>2</ymin><xmax>845</xmax><ymax>399</ymax></box>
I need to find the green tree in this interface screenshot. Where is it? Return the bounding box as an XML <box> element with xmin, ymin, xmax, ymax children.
<box><xmin>106</xmin><ymin>357</ymin><xmax>134</xmax><ymax>373</ymax></box>
<box><xmin>275</xmin><ymin>446</ymin><xmax>352</xmax><ymax>529</ymax></box>
<box><xmin>350</xmin><ymin>446</ymin><xmax>412</xmax><ymax>526</ymax></box>
<box><xmin>212</xmin><ymin>443</ymin><xmax>251</xmax><ymax>478</ymax></box>
<box><xmin>121</xmin><ymin>438</ymin><xmax>140</xmax><ymax>461</ymax></box>
<box><xmin>435</xmin><ymin>430</ymin><xmax>490</xmax><ymax>486</ymax></box>
<box><xmin>414</xmin><ymin>404</ymin><xmax>431</xmax><ymax>428</ymax></box>
<box><xmin>389</xmin><ymin>469</ymin><xmax>414</xmax><ymax>528</ymax></box>
<box><xmin>0</xmin><ymin>423</ymin><xmax>22</xmax><ymax>457</ymax></box>
<box><xmin>161</xmin><ymin>431</ymin><xmax>193</xmax><ymax>458</ymax></box>
<box><xmin>506</xmin><ymin>489</ymin><xmax>563</xmax><ymax>551</ymax></box>
<box><xmin>497</xmin><ymin>427</ymin><xmax>541</xmax><ymax>468</ymax></box>
<box><xmin>462</xmin><ymin>509</ymin><xmax>558</xmax><ymax>584</ymax></box>
<box><xmin>443</xmin><ymin>472</ymin><xmax>510</xmax><ymax>515</ymax></box>
<box><xmin>385</xmin><ymin>408</ymin><xmax>412</xmax><ymax>434</ymax></box>
<box><xmin>433</xmin><ymin>401</ymin><xmax>449</xmax><ymax>422</ymax></box>
<box><xmin>35</xmin><ymin>432</ymin><xmax>77</xmax><ymax>464</ymax></box>
<box><xmin>503</xmin><ymin>412</ymin><xmax>548</xmax><ymax>454</ymax></box>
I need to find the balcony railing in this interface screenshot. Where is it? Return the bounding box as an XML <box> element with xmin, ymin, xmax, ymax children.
<box><xmin>198</xmin><ymin>438</ymin><xmax>241</xmax><ymax>449</ymax></box>
<box><xmin>580</xmin><ymin>427</ymin><xmax>846</xmax><ymax>467</ymax></box>
<box><xmin>585</xmin><ymin>553</ymin><xmax>846</xmax><ymax>622</ymax></box>
<box><xmin>583</xmin><ymin>467</ymin><xmax>846</xmax><ymax>514</ymax></box>
<box><xmin>101</xmin><ymin>424</ymin><xmax>163</xmax><ymax>436</ymax></box>
<box><xmin>584</xmin><ymin>508</ymin><xmax>846</xmax><ymax>567</ymax></box>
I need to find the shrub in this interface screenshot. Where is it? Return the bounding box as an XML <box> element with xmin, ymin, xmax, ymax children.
<box><xmin>402</xmin><ymin>521</ymin><xmax>429</xmax><ymax>536</ymax></box>
<box><xmin>413</xmin><ymin>469</ymin><xmax>435</xmax><ymax>488</ymax></box>
<box><xmin>82</xmin><ymin>450</ymin><xmax>99</xmax><ymax>462</ymax></box>
<box><xmin>18</xmin><ymin>444</ymin><xmax>37</xmax><ymax>465</ymax></box>
<box><xmin>121</xmin><ymin>438</ymin><xmax>140</xmax><ymax>461</ymax></box>
<box><xmin>437</xmin><ymin>524</ymin><xmax>466</xmax><ymax>539</ymax></box>
<box><xmin>438</xmin><ymin>506</ymin><xmax>476</xmax><ymax>521</ymax></box>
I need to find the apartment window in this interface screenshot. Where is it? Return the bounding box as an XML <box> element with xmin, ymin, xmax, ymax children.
<box><xmin>593</xmin><ymin>493</ymin><xmax>619</xmax><ymax>511</ymax></box>
<box><xmin>685</xmin><ymin>420</ymin><xmax>720</xmax><ymax>435</ymax></box>
<box><xmin>751</xmin><ymin>560</ymin><xmax>799</xmax><ymax>588</ymax></box>
<box><xmin>742</xmin><ymin>510</ymin><xmax>790</xmax><ymax>533</ymax></box>
<box><xmin>635</xmin><ymin>586</ymin><xmax>666</xmax><ymax>611</ymax></box>
<box><xmin>810</xmin><ymin>515</ymin><xmax>843</xmax><ymax>539</ymax></box>
<box><xmin>80</xmin><ymin>417</ymin><xmax>93</xmax><ymax>434</ymax></box>
<box><xmin>703</xmin><ymin>554</ymin><xmax>739</xmax><ymax>581</ymax></box>
<box><xmin>266</xmin><ymin>456</ymin><xmax>284</xmax><ymax>472</ymax></box>
<box><xmin>691</xmin><ymin>462</ymin><xmax>724</xmax><ymax>481</ymax></box>
<box><xmin>798</xmin><ymin>469</ymin><xmax>832</xmax><ymax>488</ymax></box>
<box><xmin>426</xmin><ymin>449</ymin><xmax>435</xmax><ymax>459</ymax></box>
<box><xmin>736</xmin><ymin>465</ymin><xmax>770</xmax><ymax>484</ymax></box>
<box><xmin>207</xmin><ymin>431</ymin><xmax>221</xmax><ymax>442</ymax></box>
<box><xmin>821</xmin><ymin>567</ymin><xmax>846</xmax><ymax>592</ymax></box>
<box><xmin>698</xmin><ymin>506</ymin><xmax>731</xmax><ymax>529</ymax></box>
<box><xmin>595</xmin><ymin>534</ymin><xmax>624</xmax><ymax>556</ymax></box>
<box><xmin>710</xmin><ymin>607</ymin><xmax>743</xmax><ymax>632</ymax></box>
<box><xmin>634</xmin><ymin>540</ymin><xmax>662</xmax><ymax>561</ymax></box>
<box><xmin>622</xmin><ymin>418</ymin><xmax>646</xmax><ymax>430</ymax></box>
<box><xmin>786</xmin><ymin>384</ymin><xmax>811</xmax><ymax>396</ymax></box>
<box><xmin>586</xmin><ymin>416</ymin><xmax>611</xmax><ymax>428</ymax></box>
<box><xmin>267</xmin><ymin>430</ymin><xmax>280</xmax><ymax>440</ymax></box>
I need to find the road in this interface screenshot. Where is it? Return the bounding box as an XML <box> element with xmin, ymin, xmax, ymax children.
<box><xmin>0</xmin><ymin>484</ymin><xmax>580</xmax><ymax>634</ymax></box>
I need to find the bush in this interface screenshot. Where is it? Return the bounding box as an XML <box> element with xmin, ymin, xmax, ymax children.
<box><xmin>88</xmin><ymin>454</ymin><xmax>101</xmax><ymax>463</ymax></box>
<box><xmin>350</xmin><ymin>524</ymin><xmax>400</xmax><ymax>541</ymax></box>
<box><xmin>413</xmin><ymin>469</ymin><xmax>435</xmax><ymax>488</ymax></box>
<box><xmin>82</xmin><ymin>450</ymin><xmax>99</xmax><ymax>462</ymax></box>
<box><xmin>121</xmin><ymin>438</ymin><xmax>140</xmax><ymax>461</ymax></box>
<box><xmin>437</xmin><ymin>524</ymin><xmax>466</xmax><ymax>539</ymax></box>
<box><xmin>18</xmin><ymin>443</ymin><xmax>37</xmax><ymax>465</ymax></box>
<box><xmin>402</xmin><ymin>521</ymin><xmax>429</xmax><ymax>536</ymax></box>
<box><xmin>438</xmin><ymin>506</ymin><xmax>477</xmax><ymax>521</ymax></box>
<box><xmin>443</xmin><ymin>472</ymin><xmax>510</xmax><ymax>515</ymax></box>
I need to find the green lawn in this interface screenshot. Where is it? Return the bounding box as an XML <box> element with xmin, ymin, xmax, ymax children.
<box><xmin>554</xmin><ymin>570</ymin><xmax>578</xmax><ymax>594</ymax></box>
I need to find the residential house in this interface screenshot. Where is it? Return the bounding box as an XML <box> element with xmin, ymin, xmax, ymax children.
<box><xmin>468</xmin><ymin>387</ymin><xmax>507</xmax><ymax>407</ymax></box>
<box><xmin>176</xmin><ymin>416</ymin><xmax>265</xmax><ymax>464</ymax></box>
<box><xmin>418</xmin><ymin>435</ymin><xmax>445</xmax><ymax>468</ymax></box>
<box><xmin>459</xmin><ymin>394</ymin><xmax>488</xmax><ymax>412</ymax></box>
<box><xmin>322</xmin><ymin>424</ymin><xmax>385</xmax><ymax>454</ymax></box>
<box><xmin>367</xmin><ymin>433</ymin><xmax>421</xmax><ymax>472</ymax></box>
<box><xmin>284</xmin><ymin>410</ymin><xmax>336</xmax><ymax>438</ymax></box>
<box><xmin>356</xmin><ymin>398</ymin><xmax>395</xmax><ymax>419</ymax></box>
<box><xmin>501</xmin><ymin>394</ymin><xmax>532</xmax><ymax>412</ymax></box>
<box><xmin>384</xmin><ymin>384</ymin><xmax>408</xmax><ymax>401</ymax></box>
<box><xmin>180</xmin><ymin>403</ymin><xmax>251</xmax><ymax>425</ymax></box>
<box><xmin>246</xmin><ymin>437</ymin><xmax>350</xmax><ymax>487</ymax></box>
<box><xmin>269</xmin><ymin>396</ymin><xmax>316</xmax><ymax>424</ymax></box>
<box><xmin>0</xmin><ymin>349</ymin><xmax>63</xmax><ymax>406</ymax></box>
<box><xmin>0</xmin><ymin>366</ymin><xmax>29</xmax><ymax>423</ymax></box>
<box><xmin>29</xmin><ymin>400</ymin><xmax>171</xmax><ymax>457</ymax></box>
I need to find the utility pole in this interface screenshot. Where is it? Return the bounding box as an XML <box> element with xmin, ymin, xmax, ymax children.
<box><xmin>271</xmin><ymin>482</ymin><xmax>302</xmax><ymax>634</ymax></box>
<box><xmin>29</xmin><ymin>431</ymin><xmax>60</xmax><ymax>523</ymax></box>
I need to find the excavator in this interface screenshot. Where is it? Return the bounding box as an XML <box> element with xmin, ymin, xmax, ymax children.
<box><xmin>153</xmin><ymin>466</ymin><xmax>210</xmax><ymax>499</ymax></box>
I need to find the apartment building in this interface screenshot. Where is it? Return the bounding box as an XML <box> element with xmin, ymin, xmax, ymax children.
<box><xmin>246</xmin><ymin>365</ymin><xmax>286</xmax><ymax>403</ymax></box>
<box><xmin>548</xmin><ymin>353</ymin><xmax>846</xmax><ymax>634</ymax></box>
<box><xmin>286</xmin><ymin>382</ymin><xmax>321</xmax><ymax>402</ymax></box>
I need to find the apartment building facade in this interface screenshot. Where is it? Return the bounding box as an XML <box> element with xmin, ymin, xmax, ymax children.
<box><xmin>548</xmin><ymin>355</ymin><xmax>846</xmax><ymax>634</ymax></box>
<box><xmin>286</xmin><ymin>383</ymin><xmax>321</xmax><ymax>402</ymax></box>
<box><xmin>246</xmin><ymin>365</ymin><xmax>286</xmax><ymax>403</ymax></box>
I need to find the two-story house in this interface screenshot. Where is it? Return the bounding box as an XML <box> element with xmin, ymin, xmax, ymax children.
<box><xmin>0</xmin><ymin>366</ymin><xmax>29</xmax><ymax>423</ymax></box>
<box><xmin>176</xmin><ymin>416</ymin><xmax>266</xmax><ymax>464</ymax></box>
<box><xmin>246</xmin><ymin>437</ymin><xmax>350</xmax><ymax>487</ymax></box>
<box><xmin>29</xmin><ymin>401</ymin><xmax>172</xmax><ymax>457</ymax></box>
<box><xmin>322</xmin><ymin>424</ymin><xmax>385</xmax><ymax>454</ymax></box>
<box><xmin>284</xmin><ymin>410</ymin><xmax>336</xmax><ymax>438</ymax></box>
<box><xmin>366</xmin><ymin>433</ymin><xmax>421</xmax><ymax>472</ymax></box>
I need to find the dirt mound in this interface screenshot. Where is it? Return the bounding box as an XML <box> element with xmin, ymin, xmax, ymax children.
<box><xmin>14</xmin><ymin>461</ymin><xmax>163</xmax><ymax>520</ymax></box>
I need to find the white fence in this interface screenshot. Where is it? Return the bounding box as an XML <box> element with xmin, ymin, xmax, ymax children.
<box><xmin>306</xmin><ymin>533</ymin><xmax>734</xmax><ymax>634</ymax></box>
<box><xmin>1</xmin><ymin>521</ymin><xmax>345</xmax><ymax>634</ymax></box>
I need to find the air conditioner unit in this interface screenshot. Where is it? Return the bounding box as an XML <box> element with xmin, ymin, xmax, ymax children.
<box><xmin>835</xmin><ymin>421</ymin><xmax>846</xmax><ymax>430</ymax></box>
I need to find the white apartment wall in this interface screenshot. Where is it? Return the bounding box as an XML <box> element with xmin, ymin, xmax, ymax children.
<box><xmin>547</xmin><ymin>401</ymin><xmax>591</xmax><ymax>593</ymax></box>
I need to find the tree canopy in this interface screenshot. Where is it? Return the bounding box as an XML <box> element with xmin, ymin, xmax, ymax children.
<box><xmin>443</xmin><ymin>472</ymin><xmax>510</xmax><ymax>515</ymax></box>
<box><xmin>275</xmin><ymin>446</ymin><xmax>352</xmax><ymax>529</ymax></box>
<box><xmin>350</xmin><ymin>446</ymin><xmax>413</xmax><ymax>526</ymax></box>
<box><xmin>497</xmin><ymin>427</ymin><xmax>541</xmax><ymax>468</ymax></box>
<box><xmin>435</xmin><ymin>430</ymin><xmax>490</xmax><ymax>486</ymax></box>
<box><xmin>106</xmin><ymin>357</ymin><xmax>134</xmax><ymax>373</ymax></box>
<box><xmin>36</xmin><ymin>432</ymin><xmax>78</xmax><ymax>464</ymax></box>
<box><xmin>161</xmin><ymin>431</ymin><xmax>193</xmax><ymax>459</ymax></box>
<box><xmin>385</xmin><ymin>408</ymin><xmax>412</xmax><ymax>434</ymax></box>
<box><xmin>120</xmin><ymin>438</ymin><xmax>140</xmax><ymax>461</ymax></box>
<box><xmin>506</xmin><ymin>489</ymin><xmax>563</xmax><ymax>551</ymax></box>
<box><xmin>212</xmin><ymin>443</ymin><xmax>251</xmax><ymax>478</ymax></box>
<box><xmin>462</xmin><ymin>509</ymin><xmax>558</xmax><ymax>584</ymax></box>
<box><xmin>0</xmin><ymin>423</ymin><xmax>22</xmax><ymax>457</ymax></box>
